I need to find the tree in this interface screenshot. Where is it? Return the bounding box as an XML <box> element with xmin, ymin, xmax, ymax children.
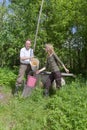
<box><xmin>0</xmin><ymin>0</ymin><xmax>87</xmax><ymax>75</ymax></box>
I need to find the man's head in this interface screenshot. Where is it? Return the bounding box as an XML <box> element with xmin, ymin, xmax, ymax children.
<box><xmin>25</xmin><ymin>40</ymin><xmax>31</xmax><ymax>50</ymax></box>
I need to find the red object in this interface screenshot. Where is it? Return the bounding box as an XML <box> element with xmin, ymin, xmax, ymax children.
<box><xmin>27</xmin><ymin>75</ymin><xmax>37</xmax><ymax>88</ymax></box>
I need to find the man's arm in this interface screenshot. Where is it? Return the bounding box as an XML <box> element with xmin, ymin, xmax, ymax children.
<box><xmin>20</xmin><ymin>48</ymin><xmax>34</xmax><ymax>61</ymax></box>
<box><xmin>20</xmin><ymin>57</ymin><xmax>30</xmax><ymax>61</ymax></box>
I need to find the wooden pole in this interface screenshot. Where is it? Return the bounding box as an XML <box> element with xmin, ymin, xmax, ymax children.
<box><xmin>34</xmin><ymin>0</ymin><xmax>44</xmax><ymax>51</ymax></box>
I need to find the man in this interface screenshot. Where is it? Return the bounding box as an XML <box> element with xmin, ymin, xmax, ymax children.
<box><xmin>14</xmin><ymin>39</ymin><xmax>34</xmax><ymax>95</ymax></box>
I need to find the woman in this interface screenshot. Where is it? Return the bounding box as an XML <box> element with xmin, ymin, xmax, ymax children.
<box><xmin>37</xmin><ymin>44</ymin><xmax>69</xmax><ymax>96</ymax></box>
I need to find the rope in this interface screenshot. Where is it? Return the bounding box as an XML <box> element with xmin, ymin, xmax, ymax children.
<box><xmin>33</xmin><ymin>0</ymin><xmax>44</xmax><ymax>51</ymax></box>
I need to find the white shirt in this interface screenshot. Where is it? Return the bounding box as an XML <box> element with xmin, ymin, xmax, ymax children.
<box><xmin>20</xmin><ymin>47</ymin><xmax>34</xmax><ymax>64</ymax></box>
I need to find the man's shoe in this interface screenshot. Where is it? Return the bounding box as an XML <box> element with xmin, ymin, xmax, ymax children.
<box><xmin>14</xmin><ymin>86</ymin><xmax>19</xmax><ymax>96</ymax></box>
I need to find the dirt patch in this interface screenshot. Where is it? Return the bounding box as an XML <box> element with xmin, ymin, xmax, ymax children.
<box><xmin>0</xmin><ymin>86</ymin><xmax>12</xmax><ymax>104</ymax></box>
<box><xmin>0</xmin><ymin>93</ymin><xmax>4</xmax><ymax>99</ymax></box>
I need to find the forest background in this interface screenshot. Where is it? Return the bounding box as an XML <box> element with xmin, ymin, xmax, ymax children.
<box><xmin>0</xmin><ymin>0</ymin><xmax>87</xmax><ymax>76</ymax></box>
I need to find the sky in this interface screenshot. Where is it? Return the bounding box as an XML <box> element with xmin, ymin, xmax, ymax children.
<box><xmin>0</xmin><ymin>0</ymin><xmax>10</xmax><ymax>6</ymax></box>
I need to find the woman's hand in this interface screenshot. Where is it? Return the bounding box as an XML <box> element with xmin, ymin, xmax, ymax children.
<box><xmin>63</xmin><ymin>65</ymin><xmax>69</xmax><ymax>73</ymax></box>
<box><xmin>65</xmin><ymin>68</ymin><xmax>69</xmax><ymax>73</ymax></box>
<box><xmin>36</xmin><ymin>70</ymin><xmax>40</xmax><ymax>74</ymax></box>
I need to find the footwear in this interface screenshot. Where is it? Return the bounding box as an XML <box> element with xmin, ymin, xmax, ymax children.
<box><xmin>43</xmin><ymin>89</ymin><xmax>49</xmax><ymax>96</ymax></box>
<box><xmin>14</xmin><ymin>86</ymin><xmax>19</xmax><ymax>96</ymax></box>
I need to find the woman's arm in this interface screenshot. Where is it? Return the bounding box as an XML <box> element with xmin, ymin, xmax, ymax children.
<box><xmin>54</xmin><ymin>53</ymin><xmax>69</xmax><ymax>73</ymax></box>
<box><xmin>62</xmin><ymin>64</ymin><xmax>69</xmax><ymax>73</ymax></box>
<box><xmin>36</xmin><ymin>67</ymin><xmax>46</xmax><ymax>74</ymax></box>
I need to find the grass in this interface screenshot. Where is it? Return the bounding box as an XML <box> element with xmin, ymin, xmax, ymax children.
<box><xmin>0</xmin><ymin>67</ymin><xmax>87</xmax><ymax>130</ymax></box>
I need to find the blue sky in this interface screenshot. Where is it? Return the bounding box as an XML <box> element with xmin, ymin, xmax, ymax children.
<box><xmin>0</xmin><ymin>0</ymin><xmax>10</xmax><ymax>6</ymax></box>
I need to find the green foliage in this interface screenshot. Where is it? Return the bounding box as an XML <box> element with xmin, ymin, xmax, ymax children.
<box><xmin>0</xmin><ymin>67</ymin><xmax>17</xmax><ymax>87</ymax></box>
<box><xmin>45</xmin><ymin>82</ymin><xmax>87</xmax><ymax>130</ymax></box>
<box><xmin>0</xmin><ymin>68</ymin><xmax>87</xmax><ymax>130</ymax></box>
<box><xmin>0</xmin><ymin>0</ymin><xmax>87</xmax><ymax>72</ymax></box>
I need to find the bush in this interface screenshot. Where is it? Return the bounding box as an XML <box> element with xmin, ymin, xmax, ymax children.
<box><xmin>0</xmin><ymin>67</ymin><xmax>17</xmax><ymax>87</ymax></box>
<box><xmin>0</xmin><ymin>68</ymin><xmax>87</xmax><ymax>130</ymax></box>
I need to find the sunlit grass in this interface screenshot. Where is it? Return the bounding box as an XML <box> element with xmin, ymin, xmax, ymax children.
<box><xmin>0</xmin><ymin>68</ymin><xmax>87</xmax><ymax>130</ymax></box>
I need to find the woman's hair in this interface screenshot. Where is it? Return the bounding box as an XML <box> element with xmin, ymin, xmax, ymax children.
<box><xmin>45</xmin><ymin>44</ymin><xmax>55</xmax><ymax>54</ymax></box>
